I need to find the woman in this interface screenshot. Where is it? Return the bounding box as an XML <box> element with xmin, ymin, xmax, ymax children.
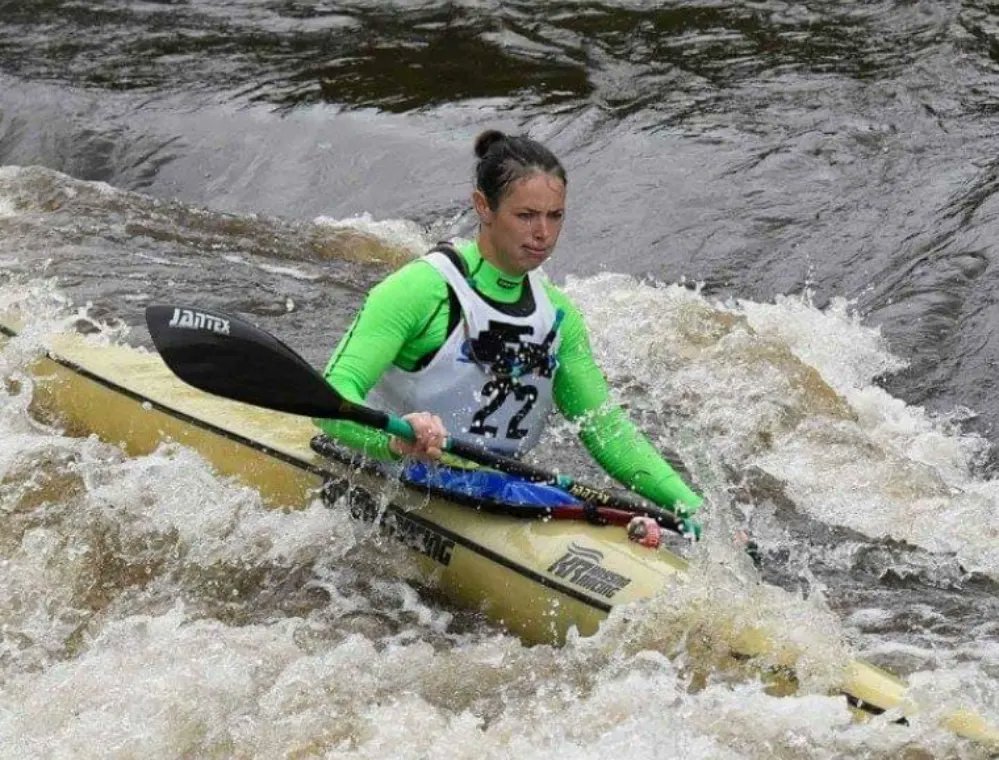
<box><xmin>315</xmin><ymin>130</ymin><xmax>703</xmax><ymax>523</ymax></box>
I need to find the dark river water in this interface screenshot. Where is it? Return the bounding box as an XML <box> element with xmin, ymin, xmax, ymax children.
<box><xmin>1</xmin><ymin>1</ymin><xmax>999</xmax><ymax>757</ymax></box>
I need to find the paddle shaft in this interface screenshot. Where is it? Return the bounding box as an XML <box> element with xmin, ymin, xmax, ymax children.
<box><xmin>345</xmin><ymin>397</ymin><xmax>685</xmax><ymax>533</ymax></box>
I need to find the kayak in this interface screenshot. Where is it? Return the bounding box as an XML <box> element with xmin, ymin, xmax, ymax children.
<box><xmin>3</xmin><ymin>311</ymin><xmax>997</xmax><ymax>749</ymax></box>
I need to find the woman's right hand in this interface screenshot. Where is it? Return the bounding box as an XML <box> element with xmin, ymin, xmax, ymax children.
<box><xmin>389</xmin><ymin>411</ymin><xmax>448</xmax><ymax>461</ymax></box>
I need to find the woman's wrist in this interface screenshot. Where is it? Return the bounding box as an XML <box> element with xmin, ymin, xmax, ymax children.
<box><xmin>387</xmin><ymin>436</ymin><xmax>405</xmax><ymax>459</ymax></box>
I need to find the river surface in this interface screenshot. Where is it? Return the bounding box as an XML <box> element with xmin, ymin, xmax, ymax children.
<box><xmin>1</xmin><ymin>1</ymin><xmax>999</xmax><ymax>757</ymax></box>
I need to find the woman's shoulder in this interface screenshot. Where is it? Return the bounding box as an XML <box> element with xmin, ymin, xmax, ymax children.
<box><xmin>537</xmin><ymin>277</ymin><xmax>591</xmax><ymax>353</ymax></box>
<box><xmin>538</xmin><ymin>276</ymin><xmax>583</xmax><ymax>319</ymax></box>
<box><xmin>371</xmin><ymin>255</ymin><xmax>448</xmax><ymax>298</ymax></box>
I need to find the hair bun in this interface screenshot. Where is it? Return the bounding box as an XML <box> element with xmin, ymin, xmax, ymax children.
<box><xmin>474</xmin><ymin>129</ymin><xmax>507</xmax><ymax>159</ymax></box>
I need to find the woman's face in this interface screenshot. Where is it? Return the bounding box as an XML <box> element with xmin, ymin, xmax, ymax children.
<box><xmin>474</xmin><ymin>172</ymin><xmax>566</xmax><ymax>277</ymax></box>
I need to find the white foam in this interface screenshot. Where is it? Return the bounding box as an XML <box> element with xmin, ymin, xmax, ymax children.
<box><xmin>221</xmin><ymin>252</ymin><xmax>320</xmax><ymax>281</ymax></box>
<box><xmin>0</xmin><ymin>277</ymin><xmax>995</xmax><ymax>757</ymax></box>
<box><xmin>313</xmin><ymin>212</ymin><xmax>434</xmax><ymax>257</ymax></box>
<box><xmin>562</xmin><ymin>274</ymin><xmax>999</xmax><ymax>577</ymax></box>
<box><xmin>254</xmin><ymin>262</ymin><xmax>322</xmax><ymax>281</ymax></box>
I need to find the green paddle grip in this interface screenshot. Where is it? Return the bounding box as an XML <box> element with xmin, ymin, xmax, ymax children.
<box><xmin>385</xmin><ymin>415</ymin><xmax>416</xmax><ymax>441</ymax></box>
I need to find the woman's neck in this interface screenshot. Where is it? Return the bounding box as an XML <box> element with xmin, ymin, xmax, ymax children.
<box><xmin>464</xmin><ymin>239</ymin><xmax>526</xmax><ymax>303</ymax></box>
<box><xmin>475</xmin><ymin>232</ymin><xmax>526</xmax><ymax>280</ymax></box>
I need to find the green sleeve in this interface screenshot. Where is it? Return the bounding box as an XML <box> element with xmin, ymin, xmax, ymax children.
<box><xmin>313</xmin><ymin>260</ymin><xmax>448</xmax><ymax>460</ymax></box>
<box><xmin>547</xmin><ymin>286</ymin><xmax>704</xmax><ymax>513</ymax></box>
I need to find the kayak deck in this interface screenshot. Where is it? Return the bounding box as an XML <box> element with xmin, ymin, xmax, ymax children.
<box><xmin>3</xmin><ymin>315</ymin><xmax>997</xmax><ymax>749</ymax></box>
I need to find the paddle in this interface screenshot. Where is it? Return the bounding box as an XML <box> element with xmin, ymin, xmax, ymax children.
<box><xmin>144</xmin><ymin>304</ymin><xmax>693</xmax><ymax>536</ymax></box>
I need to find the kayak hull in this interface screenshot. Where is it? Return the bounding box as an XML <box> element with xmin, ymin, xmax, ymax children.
<box><xmin>17</xmin><ymin>323</ymin><xmax>683</xmax><ymax>646</ymax></box>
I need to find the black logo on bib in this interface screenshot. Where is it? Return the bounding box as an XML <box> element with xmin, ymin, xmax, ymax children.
<box><xmin>465</xmin><ymin>321</ymin><xmax>555</xmax><ymax>381</ymax></box>
<box><xmin>461</xmin><ymin>320</ymin><xmax>556</xmax><ymax>441</ymax></box>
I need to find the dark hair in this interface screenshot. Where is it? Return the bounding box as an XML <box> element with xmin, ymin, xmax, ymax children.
<box><xmin>474</xmin><ymin>130</ymin><xmax>567</xmax><ymax>210</ymax></box>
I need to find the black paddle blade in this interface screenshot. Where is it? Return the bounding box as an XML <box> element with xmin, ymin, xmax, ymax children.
<box><xmin>145</xmin><ymin>304</ymin><xmax>344</xmax><ymax>418</ymax></box>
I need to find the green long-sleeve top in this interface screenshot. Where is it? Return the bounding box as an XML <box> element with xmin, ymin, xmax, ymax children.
<box><xmin>315</xmin><ymin>240</ymin><xmax>703</xmax><ymax>512</ymax></box>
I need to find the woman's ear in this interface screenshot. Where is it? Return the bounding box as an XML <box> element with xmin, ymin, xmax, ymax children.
<box><xmin>472</xmin><ymin>189</ymin><xmax>492</xmax><ymax>225</ymax></box>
